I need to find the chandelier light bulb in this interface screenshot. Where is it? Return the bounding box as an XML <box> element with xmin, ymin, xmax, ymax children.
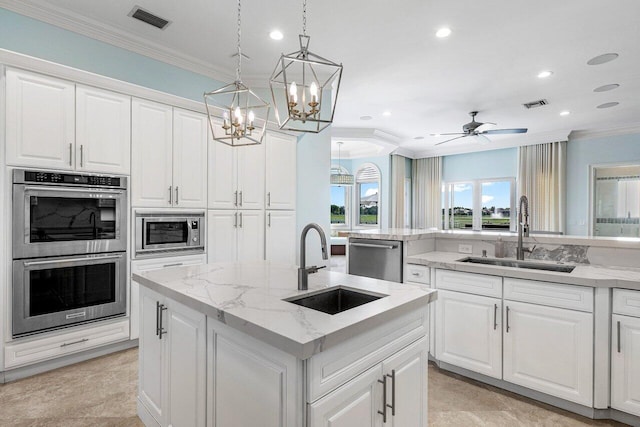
<box><xmin>234</xmin><ymin>106</ymin><xmax>243</xmax><ymax>124</ymax></box>
<box><xmin>309</xmin><ymin>82</ymin><xmax>318</xmax><ymax>103</ymax></box>
<box><xmin>289</xmin><ymin>82</ymin><xmax>298</xmax><ymax>103</ymax></box>
<box><xmin>248</xmin><ymin>110</ymin><xmax>255</xmax><ymax>125</ymax></box>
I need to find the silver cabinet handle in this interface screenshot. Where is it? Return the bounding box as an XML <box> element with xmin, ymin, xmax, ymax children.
<box><xmin>350</xmin><ymin>242</ymin><xmax>397</xmax><ymax>249</ymax></box>
<box><xmin>239</xmin><ymin>191</ymin><xmax>243</xmax><ymax>206</ymax></box>
<box><xmin>267</xmin><ymin>191</ymin><xmax>271</xmax><ymax>206</ymax></box>
<box><xmin>80</xmin><ymin>145</ymin><xmax>84</xmax><ymax>167</ymax></box>
<box><xmin>162</xmin><ymin>263</ymin><xmax>183</xmax><ymax>268</ymax></box>
<box><xmin>158</xmin><ymin>303</ymin><xmax>167</xmax><ymax>339</ymax></box>
<box><xmin>169</xmin><ymin>186</ymin><xmax>173</xmax><ymax>205</ymax></box>
<box><xmin>155</xmin><ymin>301</ymin><xmax>161</xmax><ymax>336</ymax></box>
<box><xmin>494</xmin><ymin>304</ymin><xmax>498</xmax><ymax>330</ymax></box>
<box><xmin>239</xmin><ymin>212</ymin><xmax>243</xmax><ymax>228</ymax></box>
<box><xmin>69</xmin><ymin>143</ymin><xmax>73</xmax><ymax>166</ymax></box>
<box><xmin>234</xmin><ymin>212</ymin><xmax>238</xmax><ymax>228</ymax></box>
<box><xmin>387</xmin><ymin>370</ymin><xmax>396</xmax><ymax>416</ymax></box>
<box><xmin>412</xmin><ymin>272</ymin><xmax>420</xmax><ymax>276</ymax></box>
<box><xmin>506</xmin><ymin>306</ymin><xmax>510</xmax><ymax>333</ymax></box>
<box><xmin>377</xmin><ymin>375</ymin><xmax>387</xmax><ymax>423</ymax></box>
<box><xmin>175</xmin><ymin>186</ymin><xmax>179</xmax><ymax>205</ymax></box>
<box><xmin>268</xmin><ymin>212</ymin><xmax>271</xmax><ymax>227</ymax></box>
<box><xmin>617</xmin><ymin>320</ymin><xmax>621</xmax><ymax>353</ymax></box>
<box><xmin>234</xmin><ymin>191</ymin><xmax>238</xmax><ymax>206</ymax></box>
<box><xmin>60</xmin><ymin>338</ymin><xmax>89</xmax><ymax>348</ymax></box>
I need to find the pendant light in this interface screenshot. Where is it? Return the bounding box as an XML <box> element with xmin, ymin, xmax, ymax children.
<box><xmin>204</xmin><ymin>0</ymin><xmax>270</xmax><ymax>146</ymax></box>
<box><xmin>269</xmin><ymin>0</ymin><xmax>343</xmax><ymax>133</ymax></box>
<box><xmin>330</xmin><ymin>142</ymin><xmax>354</xmax><ymax>185</ymax></box>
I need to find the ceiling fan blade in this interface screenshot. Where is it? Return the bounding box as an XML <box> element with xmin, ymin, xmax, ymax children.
<box><xmin>431</xmin><ymin>132</ymin><xmax>466</xmax><ymax>136</ymax></box>
<box><xmin>475</xmin><ymin>134</ymin><xmax>491</xmax><ymax>144</ymax></box>
<box><xmin>480</xmin><ymin>128</ymin><xmax>528</xmax><ymax>135</ymax></box>
<box><xmin>435</xmin><ymin>135</ymin><xmax>468</xmax><ymax>146</ymax></box>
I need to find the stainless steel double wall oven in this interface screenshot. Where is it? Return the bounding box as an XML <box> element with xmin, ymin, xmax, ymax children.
<box><xmin>12</xmin><ymin>169</ymin><xmax>128</xmax><ymax>337</ymax></box>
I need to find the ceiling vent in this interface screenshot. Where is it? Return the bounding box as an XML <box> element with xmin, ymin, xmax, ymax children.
<box><xmin>129</xmin><ymin>6</ymin><xmax>171</xmax><ymax>30</ymax></box>
<box><xmin>523</xmin><ymin>99</ymin><xmax>549</xmax><ymax>109</ymax></box>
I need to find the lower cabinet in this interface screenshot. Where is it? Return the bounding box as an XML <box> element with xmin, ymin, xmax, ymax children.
<box><xmin>611</xmin><ymin>314</ymin><xmax>640</xmax><ymax>416</ymax></box>
<box><xmin>138</xmin><ymin>286</ymin><xmax>206</xmax><ymax>427</ymax></box>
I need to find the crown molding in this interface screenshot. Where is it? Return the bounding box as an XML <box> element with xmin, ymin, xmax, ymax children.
<box><xmin>569</xmin><ymin>124</ymin><xmax>640</xmax><ymax>141</ymax></box>
<box><xmin>0</xmin><ymin>1</ymin><xmax>235</xmax><ymax>82</ymax></box>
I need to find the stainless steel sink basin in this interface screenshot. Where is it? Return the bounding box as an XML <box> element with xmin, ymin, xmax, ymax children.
<box><xmin>284</xmin><ymin>286</ymin><xmax>386</xmax><ymax>315</ymax></box>
<box><xmin>459</xmin><ymin>257</ymin><xmax>576</xmax><ymax>273</ymax></box>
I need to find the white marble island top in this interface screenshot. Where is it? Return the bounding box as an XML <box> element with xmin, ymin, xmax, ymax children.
<box><xmin>407</xmin><ymin>251</ymin><xmax>640</xmax><ymax>290</ymax></box>
<box><xmin>133</xmin><ymin>261</ymin><xmax>436</xmax><ymax>360</ymax></box>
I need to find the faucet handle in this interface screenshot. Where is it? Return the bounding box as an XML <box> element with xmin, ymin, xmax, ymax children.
<box><xmin>308</xmin><ymin>265</ymin><xmax>327</xmax><ymax>274</ymax></box>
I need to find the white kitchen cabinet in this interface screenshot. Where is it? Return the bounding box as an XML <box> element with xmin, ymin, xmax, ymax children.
<box><xmin>611</xmin><ymin>314</ymin><xmax>640</xmax><ymax>416</ymax></box>
<box><xmin>208</xmin><ymin>139</ymin><xmax>265</xmax><ymax>210</ymax></box>
<box><xmin>76</xmin><ymin>85</ymin><xmax>131</xmax><ymax>174</ymax></box>
<box><xmin>265</xmin><ymin>132</ymin><xmax>297</xmax><ymax>210</ymax></box>
<box><xmin>132</xmin><ymin>100</ymin><xmax>208</xmax><ymax>208</ymax></box>
<box><xmin>138</xmin><ymin>286</ymin><xmax>206</xmax><ymax>427</ymax></box>
<box><xmin>208</xmin><ymin>210</ymin><xmax>264</xmax><ymax>263</ymax></box>
<box><xmin>6</xmin><ymin>69</ymin><xmax>131</xmax><ymax>174</ymax></box>
<box><xmin>6</xmin><ymin>68</ymin><xmax>76</xmax><ymax>170</ymax></box>
<box><xmin>503</xmin><ymin>300</ymin><xmax>593</xmax><ymax>406</ymax></box>
<box><xmin>435</xmin><ymin>289</ymin><xmax>502</xmax><ymax>379</ymax></box>
<box><xmin>266</xmin><ymin>210</ymin><xmax>297</xmax><ymax>265</ymax></box>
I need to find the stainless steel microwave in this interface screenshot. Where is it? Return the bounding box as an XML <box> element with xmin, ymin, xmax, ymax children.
<box><xmin>135</xmin><ymin>212</ymin><xmax>205</xmax><ymax>257</ymax></box>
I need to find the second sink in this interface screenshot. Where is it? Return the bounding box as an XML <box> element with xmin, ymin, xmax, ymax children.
<box><xmin>284</xmin><ymin>286</ymin><xmax>386</xmax><ymax>315</ymax></box>
<box><xmin>459</xmin><ymin>257</ymin><xmax>576</xmax><ymax>273</ymax></box>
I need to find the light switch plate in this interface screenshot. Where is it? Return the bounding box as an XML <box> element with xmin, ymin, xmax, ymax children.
<box><xmin>458</xmin><ymin>244</ymin><xmax>472</xmax><ymax>254</ymax></box>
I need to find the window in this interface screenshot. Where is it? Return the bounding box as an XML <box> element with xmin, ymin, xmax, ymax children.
<box><xmin>330</xmin><ymin>165</ymin><xmax>351</xmax><ymax>229</ymax></box>
<box><xmin>442</xmin><ymin>178</ymin><xmax>515</xmax><ymax>231</ymax></box>
<box><xmin>356</xmin><ymin>164</ymin><xmax>381</xmax><ymax>227</ymax></box>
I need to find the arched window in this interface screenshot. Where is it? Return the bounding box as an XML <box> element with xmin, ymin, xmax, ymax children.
<box><xmin>355</xmin><ymin>163</ymin><xmax>381</xmax><ymax>227</ymax></box>
<box><xmin>330</xmin><ymin>165</ymin><xmax>351</xmax><ymax>229</ymax></box>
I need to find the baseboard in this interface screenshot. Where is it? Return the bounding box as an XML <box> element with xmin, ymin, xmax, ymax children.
<box><xmin>137</xmin><ymin>399</ymin><xmax>161</xmax><ymax>427</ymax></box>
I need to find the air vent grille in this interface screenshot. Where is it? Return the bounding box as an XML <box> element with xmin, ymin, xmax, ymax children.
<box><xmin>523</xmin><ymin>99</ymin><xmax>549</xmax><ymax>109</ymax></box>
<box><xmin>129</xmin><ymin>6</ymin><xmax>170</xmax><ymax>30</ymax></box>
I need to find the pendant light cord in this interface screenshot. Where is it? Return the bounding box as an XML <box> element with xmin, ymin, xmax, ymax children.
<box><xmin>302</xmin><ymin>0</ymin><xmax>307</xmax><ymax>36</ymax></box>
<box><xmin>236</xmin><ymin>0</ymin><xmax>242</xmax><ymax>82</ymax></box>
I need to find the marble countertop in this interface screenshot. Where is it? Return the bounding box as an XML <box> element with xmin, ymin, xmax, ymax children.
<box><xmin>407</xmin><ymin>251</ymin><xmax>640</xmax><ymax>290</ymax></box>
<box><xmin>133</xmin><ymin>261</ymin><xmax>437</xmax><ymax>360</ymax></box>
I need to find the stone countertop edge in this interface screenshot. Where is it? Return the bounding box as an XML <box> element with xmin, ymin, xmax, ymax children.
<box><xmin>406</xmin><ymin>252</ymin><xmax>640</xmax><ymax>290</ymax></box>
<box><xmin>133</xmin><ymin>266</ymin><xmax>437</xmax><ymax>360</ymax></box>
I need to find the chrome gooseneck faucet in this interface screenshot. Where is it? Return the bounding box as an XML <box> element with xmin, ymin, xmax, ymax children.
<box><xmin>517</xmin><ymin>195</ymin><xmax>534</xmax><ymax>260</ymax></box>
<box><xmin>298</xmin><ymin>223</ymin><xmax>328</xmax><ymax>290</ymax></box>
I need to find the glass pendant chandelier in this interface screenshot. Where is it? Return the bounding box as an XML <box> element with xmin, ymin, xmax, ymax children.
<box><xmin>330</xmin><ymin>142</ymin><xmax>354</xmax><ymax>185</ymax></box>
<box><xmin>269</xmin><ymin>0</ymin><xmax>343</xmax><ymax>133</ymax></box>
<box><xmin>204</xmin><ymin>0</ymin><xmax>270</xmax><ymax>146</ymax></box>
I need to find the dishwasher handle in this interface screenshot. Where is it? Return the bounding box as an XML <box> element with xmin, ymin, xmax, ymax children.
<box><xmin>350</xmin><ymin>242</ymin><xmax>398</xmax><ymax>250</ymax></box>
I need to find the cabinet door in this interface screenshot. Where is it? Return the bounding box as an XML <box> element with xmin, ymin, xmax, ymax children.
<box><xmin>237</xmin><ymin>210</ymin><xmax>265</xmax><ymax>262</ymax></box>
<box><xmin>237</xmin><ymin>143</ymin><xmax>265</xmax><ymax>209</ymax></box>
<box><xmin>382</xmin><ymin>336</ymin><xmax>428</xmax><ymax>427</ymax></box>
<box><xmin>173</xmin><ymin>108</ymin><xmax>208</xmax><ymax>208</ymax></box>
<box><xmin>266</xmin><ymin>211</ymin><xmax>297</xmax><ymax>265</ymax></box>
<box><xmin>265</xmin><ymin>132</ymin><xmax>297</xmax><ymax>210</ymax></box>
<box><xmin>131</xmin><ymin>99</ymin><xmax>173</xmax><ymax>207</ymax></box>
<box><xmin>76</xmin><ymin>85</ymin><xmax>131</xmax><ymax>174</ymax></box>
<box><xmin>208</xmin><ymin>139</ymin><xmax>237</xmax><ymax>209</ymax></box>
<box><xmin>611</xmin><ymin>314</ymin><xmax>640</xmax><ymax>416</ymax></box>
<box><xmin>309</xmin><ymin>364</ymin><xmax>383</xmax><ymax>427</ymax></box>
<box><xmin>503</xmin><ymin>301</ymin><xmax>593</xmax><ymax>406</ymax></box>
<box><xmin>207</xmin><ymin>210</ymin><xmax>238</xmax><ymax>263</ymax></box>
<box><xmin>165</xmin><ymin>300</ymin><xmax>206</xmax><ymax>427</ymax></box>
<box><xmin>435</xmin><ymin>290</ymin><xmax>502</xmax><ymax>379</ymax></box>
<box><xmin>138</xmin><ymin>287</ymin><xmax>166</xmax><ymax>425</ymax></box>
<box><xmin>6</xmin><ymin>68</ymin><xmax>75</xmax><ymax>170</ymax></box>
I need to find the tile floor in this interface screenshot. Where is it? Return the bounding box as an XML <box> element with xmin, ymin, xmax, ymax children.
<box><xmin>0</xmin><ymin>348</ymin><xmax>631</xmax><ymax>426</ymax></box>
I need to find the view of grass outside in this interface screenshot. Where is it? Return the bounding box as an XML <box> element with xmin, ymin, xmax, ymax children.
<box><xmin>331</xmin><ymin>186</ymin><xmax>347</xmax><ymax>224</ymax></box>
<box><xmin>359</xmin><ymin>182</ymin><xmax>378</xmax><ymax>225</ymax></box>
<box><xmin>443</xmin><ymin>180</ymin><xmax>512</xmax><ymax>230</ymax></box>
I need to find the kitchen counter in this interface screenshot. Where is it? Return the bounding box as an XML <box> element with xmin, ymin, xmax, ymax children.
<box><xmin>407</xmin><ymin>251</ymin><xmax>640</xmax><ymax>289</ymax></box>
<box><xmin>133</xmin><ymin>261</ymin><xmax>436</xmax><ymax>359</ymax></box>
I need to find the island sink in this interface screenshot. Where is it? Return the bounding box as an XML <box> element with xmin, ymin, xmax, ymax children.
<box><xmin>284</xmin><ymin>286</ymin><xmax>386</xmax><ymax>315</ymax></box>
<box><xmin>459</xmin><ymin>257</ymin><xmax>576</xmax><ymax>273</ymax></box>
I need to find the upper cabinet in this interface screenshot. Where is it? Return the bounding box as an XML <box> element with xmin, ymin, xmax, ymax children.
<box><xmin>6</xmin><ymin>68</ymin><xmax>131</xmax><ymax>174</ymax></box>
<box><xmin>131</xmin><ymin>99</ymin><xmax>208</xmax><ymax>208</ymax></box>
<box><xmin>265</xmin><ymin>132</ymin><xmax>297</xmax><ymax>210</ymax></box>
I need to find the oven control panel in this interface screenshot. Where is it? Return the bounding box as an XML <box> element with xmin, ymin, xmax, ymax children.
<box><xmin>18</xmin><ymin>170</ymin><xmax>123</xmax><ymax>188</ymax></box>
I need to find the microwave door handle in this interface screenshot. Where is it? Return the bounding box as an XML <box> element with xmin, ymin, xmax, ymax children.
<box><xmin>23</xmin><ymin>254</ymin><xmax>123</xmax><ymax>267</ymax></box>
<box><xmin>22</xmin><ymin>186</ymin><xmax>125</xmax><ymax>195</ymax></box>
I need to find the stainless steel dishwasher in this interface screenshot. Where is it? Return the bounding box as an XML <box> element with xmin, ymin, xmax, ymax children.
<box><xmin>348</xmin><ymin>238</ymin><xmax>403</xmax><ymax>282</ymax></box>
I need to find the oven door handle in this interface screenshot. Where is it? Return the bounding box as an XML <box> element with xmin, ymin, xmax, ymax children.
<box><xmin>23</xmin><ymin>254</ymin><xmax>123</xmax><ymax>267</ymax></box>
<box><xmin>22</xmin><ymin>185</ymin><xmax>125</xmax><ymax>195</ymax></box>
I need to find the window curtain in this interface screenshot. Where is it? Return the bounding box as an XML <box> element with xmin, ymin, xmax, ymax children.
<box><xmin>517</xmin><ymin>141</ymin><xmax>567</xmax><ymax>233</ymax></box>
<box><xmin>391</xmin><ymin>155</ymin><xmax>406</xmax><ymax>228</ymax></box>
<box><xmin>412</xmin><ymin>157</ymin><xmax>442</xmax><ymax>229</ymax></box>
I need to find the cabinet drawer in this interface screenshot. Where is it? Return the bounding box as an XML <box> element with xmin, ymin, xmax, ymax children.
<box><xmin>131</xmin><ymin>254</ymin><xmax>207</xmax><ymax>273</ymax></box>
<box><xmin>4</xmin><ymin>319</ymin><xmax>130</xmax><ymax>369</ymax></box>
<box><xmin>504</xmin><ymin>278</ymin><xmax>593</xmax><ymax>312</ymax></box>
<box><xmin>405</xmin><ymin>264</ymin><xmax>430</xmax><ymax>285</ymax></box>
<box><xmin>435</xmin><ymin>269</ymin><xmax>502</xmax><ymax>298</ymax></box>
<box><xmin>613</xmin><ymin>289</ymin><xmax>640</xmax><ymax>318</ymax></box>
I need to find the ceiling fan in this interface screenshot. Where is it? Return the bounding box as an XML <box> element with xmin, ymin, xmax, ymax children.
<box><xmin>434</xmin><ymin>111</ymin><xmax>528</xmax><ymax>145</ymax></box>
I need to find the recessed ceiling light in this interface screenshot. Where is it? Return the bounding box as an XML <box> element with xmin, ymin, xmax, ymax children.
<box><xmin>594</xmin><ymin>84</ymin><xmax>620</xmax><ymax>92</ymax></box>
<box><xmin>537</xmin><ymin>70</ymin><xmax>553</xmax><ymax>79</ymax></box>
<box><xmin>382</xmin><ymin>111</ymin><xmax>391</xmax><ymax>117</ymax></box>
<box><xmin>360</xmin><ymin>115</ymin><xmax>373</xmax><ymax>121</ymax></box>
<box><xmin>435</xmin><ymin>27</ymin><xmax>452</xmax><ymax>38</ymax></box>
<box><xmin>269</xmin><ymin>30</ymin><xmax>283</xmax><ymax>40</ymax></box>
<box><xmin>587</xmin><ymin>53</ymin><xmax>619</xmax><ymax>65</ymax></box>
<box><xmin>560</xmin><ymin>111</ymin><xmax>570</xmax><ymax>116</ymax></box>
<box><xmin>414</xmin><ymin>136</ymin><xmax>425</xmax><ymax>140</ymax></box>
<box><xmin>597</xmin><ymin>102</ymin><xmax>619</xmax><ymax>109</ymax></box>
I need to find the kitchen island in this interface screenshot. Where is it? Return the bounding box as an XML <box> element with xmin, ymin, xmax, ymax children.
<box><xmin>133</xmin><ymin>261</ymin><xmax>437</xmax><ymax>427</ymax></box>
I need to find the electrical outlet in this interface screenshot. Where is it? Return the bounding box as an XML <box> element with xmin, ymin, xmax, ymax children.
<box><xmin>458</xmin><ymin>244</ymin><xmax>472</xmax><ymax>254</ymax></box>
